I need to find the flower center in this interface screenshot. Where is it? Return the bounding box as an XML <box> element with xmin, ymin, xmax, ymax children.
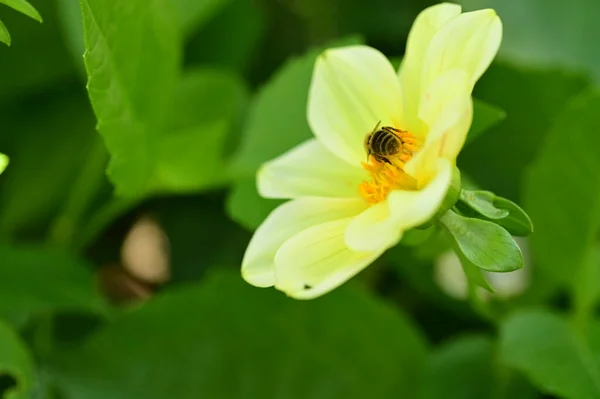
<box><xmin>358</xmin><ymin>127</ymin><xmax>421</xmax><ymax>204</ymax></box>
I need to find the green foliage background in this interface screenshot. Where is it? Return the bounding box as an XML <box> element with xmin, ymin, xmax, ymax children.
<box><xmin>0</xmin><ymin>0</ymin><xmax>599</xmax><ymax>398</ymax></box>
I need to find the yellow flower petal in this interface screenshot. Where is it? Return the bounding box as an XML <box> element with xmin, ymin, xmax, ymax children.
<box><xmin>344</xmin><ymin>202</ymin><xmax>401</xmax><ymax>252</ymax></box>
<box><xmin>308</xmin><ymin>45</ymin><xmax>403</xmax><ymax>164</ymax></box>
<box><xmin>258</xmin><ymin>139</ymin><xmax>367</xmax><ymax>199</ymax></box>
<box><xmin>421</xmin><ymin>8</ymin><xmax>502</xmax><ymax>91</ymax></box>
<box><xmin>274</xmin><ymin>217</ymin><xmax>384</xmax><ymax>299</ymax></box>
<box><xmin>419</xmin><ymin>68</ymin><xmax>473</xmax><ymax>162</ymax></box>
<box><xmin>345</xmin><ymin>158</ymin><xmax>452</xmax><ymax>252</ymax></box>
<box><xmin>242</xmin><ymin>198</ymin><xmax>366</xmax><ymax>287</ymax></box>
<box><xmin>399</xmin><ymin>2</ymin><xmax>462</xmax><ymax>134</ymax></box>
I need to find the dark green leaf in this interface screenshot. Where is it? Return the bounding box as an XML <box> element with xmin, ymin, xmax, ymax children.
<box><xmin>460</xmin><ymin>0</ymin><xmax>600</xmax><ymax>82</ymax></box>
<box><xmin>50</xmin><ymin>271</ymin><xmax>427</xmax><ymax>399</ymax></box>
<box><xmin>0</xmin><ymin>319</ymin><xmax>34</xmax><ymax>399</ymax></box>
<box><xmin>467</xmin><ymin>99</ymin><xmax>506</xmax><ymax>144</ymax></box>
<box><xmin>459</xmin><ymin>190</ymin><xmax>533</xmax><ymax>236</ymax></box>
<box><xmin>0</xmin><ymin>0</ymin><xmax>42</xmax><ymax>22</ymax></box>
<box><xmin>56</xmin><ymin>0</ymin><xmax>85</xmax><ymax>74</ymax></box>
<box><xmin>500</xmin><ymin>310</ymin><xmax>600</xmax><ymax>399</ymax></box>
<box><xmin>0</xmin><ymin>246</ymin><xmax>107</xmax><ymax>326</ymax></box>
<box><xmin>573</xmin><ymin>246</ymin><xmax>600</xmax><ymax>323</ymax></box>
<box><xmin>80</xmin><ymin>0</ymin><xmax>180</xmax><ymax>197</ymax></box>
<box><xmin>440</xmin><ymin>210</ymin><xmax>523</xmax><ymax>273</ymax></box>
<box><xmin>525</xmin><ymin>90</ymin><xmax>600</xmax><ymax>283</ymax></box>
<box><xmin>426</xmin><ymin>334</ymin><xmax>537</xmax><ymax>399</ymax></box>
<box><xmin>175</xmin><ymin>0</ymin><xmax>228</xmax><ymax>36</ymax></box>
<box><xmin>460</xmin><ymin>63</ymin><xmax>589</xmax><ymax>201</ymax></box>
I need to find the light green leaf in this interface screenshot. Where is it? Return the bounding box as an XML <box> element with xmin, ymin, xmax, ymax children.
<box><xmin>500</xmin><ymin>310</ymin><xmax>600</xmax><ymax>399</ymax></box>
<box><xmin>440</xmin><ymin>210</ymin><xmax>523</xmax><ymax>273</ymax></box>
<box><xmin>56</xmin><ymin>0</ymin><xmax>85</xmax><ymax>74</ymax></box>
<box><xmin>150</xmin><ymin>68</ymin><xmax>247</xmax><ymax>193</ymax></box>
<box><xmin>458</xmin><ymin>250</ymin><xmax>495</xmax><ymax>293</ymax></box>
<box><xmin>0</xmin><ymin>0</ymin><xmax>41</xmax><ymax>22</ymax></box>
<box><xmin>424</xmin><ymin>334</ymin><xmax>536</xmax><ymax>399</ymax></box>
<box><xmin>0</xmin><ymin>246</ymin><xmax>107</xmax><ymax>326</ymax></box>
<box><xmin>460</xmin><ymin>0</ymin><xmax>600</xmax><ymax>82</ymax></box>
<box><xmin>0</xmin><ymin>319</ymin><xmax>34</xmax><ymax>399</ymax></box>
<box><xmin>459</xmin><ymin>190</ymin><xmax>533</xmax><ymax>237</ymax></box>
<box><xmin>0</xmin><ymin>153</ymin><xmax>8</xmax><ymax>174</ymax></box>
<box><xmin>80</xmin><ymin>0</ymin><xmax>180</xmax><ymax>197</ymax></box>
<box><xmin>50</xmin><ymin>271</ymin><xmax>427</xmax><ymax>399</ymax></box>
<box><xmin>0</xmin><ymin>19</ymin><xmax>10</xmax><ymax>45</ymax></box>
<box><xmin>467</xmin><ymin>99</ymin><xmax>506</xmax><ymax>144</ymax></box>
<box><xmin>573</xmin><ymin>245</ymin><xmax>600</xmax><ymax>323</ymax></box>
<box><xmin>525</xmin><ymin>90</ymin><xmax>600</xmax><ymax>283</ymax></box>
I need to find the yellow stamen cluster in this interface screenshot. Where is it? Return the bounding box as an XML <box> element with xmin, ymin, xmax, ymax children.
<box><xmin>358</xmin><ymin>132</ymin><xmax>420</xmax><ymax>204</ymax></box>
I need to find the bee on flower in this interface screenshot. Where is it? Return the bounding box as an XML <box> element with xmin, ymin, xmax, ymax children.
<box><xmin>242</xmin><ymin>3</ymin><xmax>503</xmax><ymax>299</ymax></box>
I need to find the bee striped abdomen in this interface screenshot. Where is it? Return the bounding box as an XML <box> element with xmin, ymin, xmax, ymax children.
<box><xmin>373</xmin><ymin>129</ymin><xmax>400</xmax><ymax>155</ymax></box>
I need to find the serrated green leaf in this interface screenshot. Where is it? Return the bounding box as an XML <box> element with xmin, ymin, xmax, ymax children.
<box><xmin>80</xmin><ymin>0</ymin><xmax>181</xmax><ymax>197</ymax></box>
<box><xmin>0</xmin><ymin>319</ymin><xmax>34</xmax><ymax>399</ymax></box>
<box><xmin>467</xmin><ymin>99</ymin><xmax>506</xmax><ymax>144</ymax></box>
<box><xmin>50</xmin><ymin>271</ymin><xmax>427</xmax><ymax>399</ymax></box>
<box><xmin>459</xmin><ymin>190</ymin><xmax>533</xmax><ymax>237</ymax></box>
<box><xmin>0</xmin><ymin>19</ymin><xmax>10</xmax><ymax>45</ymax></box>
<box><xmin>440</xmin><ymin>210</ymin><xmax>523</xmax><ymax>273</ymax></box>
<box><xmin>500</xmin><ymin>310</ymin><xmax>600</xmax><ymax>399</ymax></box>
<box><xmin>0</xmin><ymin>246</ymin><xmax>107</xmax><ymax>326</ymax></box>
<box><xmin>525</xmin><ymin>90</ymin><xmax>600</xmax><ymax>283</ymax></box>
<box><xmin>0</xmin><ymin>0</ymin><xmax>42</xmax><ymax>23</ymax></box>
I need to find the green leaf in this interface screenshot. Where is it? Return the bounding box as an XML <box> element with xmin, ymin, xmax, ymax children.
<box><xmin>459</xmin><ymin>0</ymin><xmax>600</xmax><ymax>82</ymax></box>
<box><xmin>500</xmin><ymin>310</ymin><xmax>600</xmax><ymax>399</ymax></box>
<box><xmin>440</xmin><ymin>210</ymin><xmax>523</xmax><ymax>273</ymax></box>
<box><xmin>0</xmin><ymin>319</ymin><xmax>34</xmax><ymax>399</ymax></box>
<box><xmin>149</xmin><ymin>68</ymin><xmax>248</xmax><ymax>194</ymax></box>
<box><xmin>467</xmin><ymin>99</ymin><xmax>506</xmax><ymax>144</ymax></box>
<box><xmin>458</xmin><ymin>250</ymin><xmax>495</xmax><ymax>293</ymax></box>
<box><xmin>424</xmin><ymin>334</ymin><xmax>537</xmax><ymax>399</ymax></box>
<box><xmin>525</xmin><ymin>90</ymin><xmax>600</xmax><ymax>283</ymax></box>
<box><xmin>460</xmin><ymin>63</ymin><xmax>589</xmax><ymax>201</ymax></box>
<box><xmin>0</xmin><ymin>19</ymin><xmax>10</xmax><ymax>45</ymax></box>
<box><xmin>459</xmin><ymin>190</ymin><xmax>533</xmax><ymax>237</ymax></box>
<box><xmin>573</xmin><ymin>245</ymin><xmax>600</xmax><ymax>324</ymax></box>
<box><xmin>0</xmin><ymin>0</ymin><xmax>42</xmax><ymax>22</ymax></box>
<box><xmin>56</xmin><ymin>0</ymin><xmax>85</xmax><ymax>74</ymax></box>
<box><xmin>50</xmin><ymin>271</ymin><xmax>427</xmax><ymax>399</ymax></box>
<box><xmin>0</xmin><ymin>246</ymin><xmax>107</xmax><ymax>326</ymax></box>
<box><xmin>80</xmin><ymin>0</ymin><xmax>181</xmax><ymax>197</ymax></box>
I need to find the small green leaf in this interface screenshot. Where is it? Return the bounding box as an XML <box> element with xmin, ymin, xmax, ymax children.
<box><xmin>440</xmin><ymin>210</ymin><xmax>523</xmax><ymax>273</ymax></box>
<box><xmin>500</xmin><ymin>310</ymin><xmax>600</xmax><ymax>399</ymax></box>
<box><xmin>459</xmin><ymin>190</ymin><xmax>533</xmax><ymax>236</ymax></box>
<box><xmin>80</xmin><ymin>0</ymin><xmax>180</xmax><ymax>197</ymax></box>
<box><xmin>0</xmin><ymin>0</ymin><xmax>42</xmax><ymax>22</ymax></box>
<box><xmin>457</xmin><ymin>250</ymin><xmax>495</xmax><ymax>292</ymax></box>
<box><xmin>0</xmin><ymin>246</ymin><xmax>107</xmax><ymax>326</ymax></box>
<box><xmin>50</xmin><ymin>271</ymin><xmax>427</xmax><ymax>399</ymax></box>
<box><xmin>0</xmin><ymin>19</ymin><xmax>10</xmax><ymax>46</ymax></box>
<box><xmin>0</xmin><ymin>319</ymin><xmax>34</xmax><ymax>399</ymax></box>
<box><xmin>0</xmin><ymin>153</ymin><xmax>8</xmax><ymax>174</ymax></box>
<box><xmin>467</xmin><ymin>99</ymin><xmax>506</xmax><ymax>144</ymax></box>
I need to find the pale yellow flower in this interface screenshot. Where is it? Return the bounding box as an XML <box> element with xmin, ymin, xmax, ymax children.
<box><xmin>0</xmin><ymin>153</ymin><xmax>8</xmax><ymax>175</ymax></box>
<box><xmin>242</xmin><ymin>3</ymin><xmax>502</xmax><ymax>299</ymax></box>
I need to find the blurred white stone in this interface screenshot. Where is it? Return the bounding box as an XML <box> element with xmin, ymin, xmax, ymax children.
<box><xmin>121</xmin><ymin>215</ymin><xmax>171</xmax><ymax>284</ymax></box>
<box><xmin>434</xmin><ymin>237</ymin><xmax>532</xmax><ymax>300</ymax></box>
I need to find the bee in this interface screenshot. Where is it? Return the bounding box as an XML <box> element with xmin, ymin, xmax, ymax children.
<box><xmin>364</xmin><ymin>122</ymin><xmax>405</xmax><ymax>164</ymax></box>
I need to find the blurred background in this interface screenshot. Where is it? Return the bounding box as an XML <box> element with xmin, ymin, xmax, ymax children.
<box><xmin>0</xmin><ymin>0</ymin><xmax>599</xmax><ymax>398</ymax></box>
